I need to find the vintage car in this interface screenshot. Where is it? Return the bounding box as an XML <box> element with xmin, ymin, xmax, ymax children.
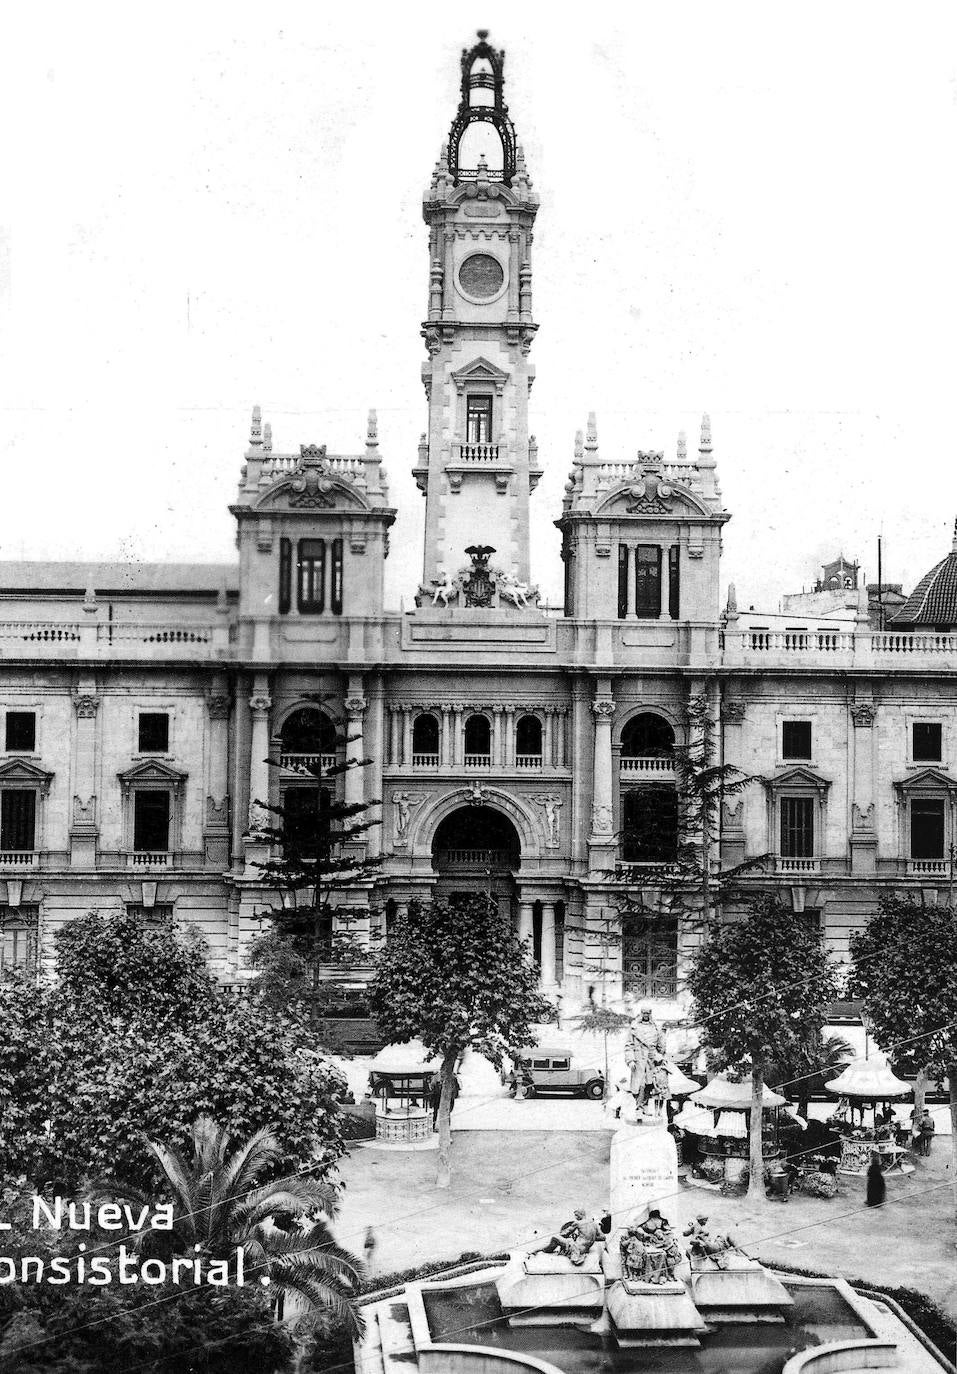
<box><xmin>509</xmin><ymin>1048</ymin><xmax>605</xmax><ymax>1099</ymax></box>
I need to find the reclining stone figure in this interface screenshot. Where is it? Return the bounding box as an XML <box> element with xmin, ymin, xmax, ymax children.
<box><xmin>540</xmin><ymin>1207</ymin><xmax>600</xmax><ymax>1266</ymax></box>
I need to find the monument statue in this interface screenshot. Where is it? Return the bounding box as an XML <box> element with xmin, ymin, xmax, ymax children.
<box><xmin>683</xmin><ymin>1215</ymin><xmax>741</xmax><ymax>1270</ymax></box>
<box><xmin>619</xmin><ymin>1208</ymin><xmax>684</xmax><ymax>1287</ymax></box>
<box><xmin>647</xmin><ymin>1052</ymin><xmax>671</xmax><ymax>1121</ymax></box>
<box><xmin>624</xmin><ymin>1005</ymin><xmax>666</xmax><ymax>1111</ymax></box>
<box><xmin>540</xmin><ymin>1207</ymin><xmax>601</xmax><ymax>1267</ymax></box>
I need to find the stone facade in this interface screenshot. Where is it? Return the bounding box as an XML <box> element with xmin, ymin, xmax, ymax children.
<box><xmin>1</xmin><ymin>33</ymin><xmax>955</xmax><ymax>1019</ymax></box>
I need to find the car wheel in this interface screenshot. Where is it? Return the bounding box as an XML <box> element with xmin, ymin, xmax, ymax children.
<box><xmin>584</xmin><ymin>1080</ymin><xmax>605</xmax><ymax>1100</ymax></box>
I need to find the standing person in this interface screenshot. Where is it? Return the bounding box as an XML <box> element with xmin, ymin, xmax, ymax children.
<box><xmin>363</xmin><ymin>1226</ymin><xmax>376</xmax><ymax>1273</ymax></box>
<box><xmin>624</xmin><ymin>1005</ymin><xmax>665</xmax><ymax>1113</ymax></box>
<box><xmin>918</xmin><ymin>1109</ymin><xmax>936</xmax><ymax>1157</ymax></box>
<box><xmin>865</xmin><ymin>1152</ymin><xmax>886</xmax><ymax>1207</ymax></box>
<box><xmin>428</xmin><ymin>1072</ymin><xmax>442</xmax><ymax>1130</ymax></box>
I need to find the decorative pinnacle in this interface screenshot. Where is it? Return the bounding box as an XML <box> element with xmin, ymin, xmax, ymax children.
<box><xmin>585</xmin><ymin>412</ymin><xmax>598</xmax><ymax>448</ymax></box>
<box><xmin>366</xmin><ymin>408</ymin><xmax>378</xmax><ymax>447</ymax></box>
<box><xmin>677</xmin><ymin>430</ymin><xmax>687</xmax><ymax>462</ymax></box>
<box><xmin>726</xmin><ymin>582</ymin><xmax>738</xmax><ymax>614</ymax></box>
<box><xmin>574</xmin><ymin>430</ymin><xmax>584</xmax><ymax>461</ymax></box>
<box><xmin>952</xmin><ymin>517</ymin><xmax>957</xmax><ymax>554</ymax></box>
<box><xmin>477</xmin><ymin>28</ymin><xmax>489</xmax><ymax>39</ymax></box>
<box><xmin>263</xmin><ymin>422</ymin><xmax>272</xmax><ymax>454</ymax></box>
<box><xmin>249</xmin><ymin>405</ymin><xmax>263</xmax><ymax>447</ymax></box>
<box><xmin>699</xmin><ymin>413</ymin><xmax>712</xmax><ymax>452</ymax></box>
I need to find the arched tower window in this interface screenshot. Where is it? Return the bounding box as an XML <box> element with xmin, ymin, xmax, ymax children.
<box><xmin>515</xmin><ymin>714</ymin><xmax>542</xmax><ymax>764</ymax></box>
<box><xmin>412</xmin><ymin>713</ymin><xmax>440</xmax><ymax>762</ymax></box>
<box><xmin>464</xmin><ymin>713</ymin><xmax>491</xmax><ymax>764</ymax></box>
<box><xmin>279</xmin><ymin>708</ymin><xmax>337</xmax><ymax>769</ymax></box>
<box><xmin>620</xmin><ymin>713</ymin><xmax>675</xmax><ymax>758</ymax></box>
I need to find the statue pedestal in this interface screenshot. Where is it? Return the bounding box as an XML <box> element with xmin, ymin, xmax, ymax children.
<box><xmin>495</xmin><ymin>1251</ymin><xmax>605</xmax><ymax>1322</ymax></box>
<box><xmin>691</xmin><ymin>1257</ymin><xmax>794</xmax><ymax>1323</ymax></box>
<box><xmin>609</xmin><ymin>1122</ymin><xmax>679</xmax><ymax>1230</ymax></box>
<box><xmin>606</xmin><ymin>1280</ymin><xmax>708</xmax><ymax>1347</ymax></box>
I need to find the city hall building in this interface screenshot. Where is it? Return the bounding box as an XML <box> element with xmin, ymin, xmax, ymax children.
<box><xmin>2</xmin><ymin>34</ymin><xmax>956</xmax><ymax>1017</ymax></box>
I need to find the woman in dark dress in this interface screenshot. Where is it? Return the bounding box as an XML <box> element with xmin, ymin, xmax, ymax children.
<box><xmin>865</xmin><ymin>1152</ymin><xmax>886</xmax><ymax>1207</ymax></box>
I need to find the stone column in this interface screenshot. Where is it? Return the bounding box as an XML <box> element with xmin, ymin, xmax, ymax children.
<box><xmin>344</xmin><ymin>688</ymin><xmax>367</xmax><ymax>811</ymax></box>
<box><xmin>492</xmin><ymin>706</ymin><xmax>503</xmax><ymax>767</ymax></box>
<box><xmin>442</xmin><ymin>230</ymin><xmax>455</xmax><ymax>321</ymax></box>
<box><xmin>204</xmin><ymin>681</ymin><xmax>231</xmax><ymax>866</ymax></box>
<box><xmin>453</xmin><ymin>706</ymin><xmax>464</xmax><ymax>766</ymax></box>
<box><xmin>570</xmin><ymin>681</ymin><xmax>589</xmax><ymax>862</ymax></box>
<box><xmin>540</xmin><ymin>902</ymin><xmax>557</xmax><ymax>987</ymax></box>
<box><xmin>365</xmin><ymin>675</ymin><xmax>385</xmax><ymax>857</ymax></box>
<box><xmin>246</xmin><ymin>679</ymin><xmax>273</xmax><ymax>833</ymax></box>
<box><xmin>504</xmin><ymin>705</ymin><xmax>515</xmax><ymax>768</ymax></box>
<box><xmin>590</xmin><ymin>693</ymin><xmax>616</xmax><ymax>839</ymax></box>
<box><xmin>518</xmin><ymin>901</ymin><xmax>534</xmax><ymax>946</ymax></box>
<box><xmin>543</xmin><ymin>709</ymin><xmax>553</xmax><ymax>769</ymax></box>
<box><xmin>558</xmin><ymin>708</ymin><xmax>569</xmax><ymax>767</ymax></box>
<box><xmin>70</xmin><ymin>686</ymin><xmax>100</xmax><ymax>867</ymax></box>
<box><xmin>441</xmin><ymin>704</ymin><xmax>453</xmax><ymax>766</ymax></box>
<box><xmin>388</xmin><ymin>705</ymin><xmax>401</xmax><ymax>766</ymax></box>
<box><xmin>850</xmin><ymin>699</ymin><xmax>878</xmax><ymax>875</ymax></box>
<box><xmin>401</xmin><ymin>707</ymin><xmax>413</xmax><ymax>767</ymax></box>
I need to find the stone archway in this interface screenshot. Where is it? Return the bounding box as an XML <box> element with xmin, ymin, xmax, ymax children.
<box><xmin>430</xmin><ymin>805</ymin><xmax>521</xmax><ymax>921</ymax></box>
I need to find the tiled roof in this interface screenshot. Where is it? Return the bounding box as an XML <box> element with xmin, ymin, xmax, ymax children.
<box><xmin>0</xmin><ymin>561</ymin><xmax>238</xmax><ymax>596</ymax></box>
<box><xmin>892</xmin><ymin>552</ymin><xmax>957</xmax><ymax>626</ymax></box>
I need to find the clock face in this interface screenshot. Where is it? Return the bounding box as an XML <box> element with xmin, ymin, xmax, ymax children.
<box><xmin>458</xmin><ymin>252</ymin><xmax>505</xmax><ymax>300</ymax></box>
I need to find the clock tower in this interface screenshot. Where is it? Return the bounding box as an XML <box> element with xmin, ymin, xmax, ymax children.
<box><xmin>415</xmin><ymin>32</ymin><xmax>541</xmax><ymax>598</ymax></box>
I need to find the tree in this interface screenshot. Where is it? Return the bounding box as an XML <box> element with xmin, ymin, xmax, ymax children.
<box><xmin>250</xmin><ymin>695</ymin><xmax>383</xmax><ymax>1007</ymax></box>
<box><xmin>766</xmin><ymin>1029</ymin><xmax>854</xmax><ymax>1119</ymax></box>
<box><xmin>370</xmin><ymin>894</ymin><xmax>552</xmax><ymax>1188</ymax></box>
<box><xmin>571</xmin><ymin>908</ymin><xmax>630</xmax><ymax>1100</ymax></box>
<box><xmin>616</xmin><ymin>693</ymin><xmax>766</xmax><ymax>941</ymax></box>
<box><xmin>850</xmin><ymin>896</ymin><xmax>957</xmax><ymax>1220</ymax></box>
<box><xmin>0</xmin><ymin>911</ymin><xmax>347</xmax><ymax>1191</ymax></box>
<box><xmin>685</xmin><ymin>894</ymin><xmax>839</xmax><ymax>1199</ymax></box>
<box><xmin>93</xmin><ymin>1116</ymin><xmax>364</xmax><ymax>1341</ymax></box>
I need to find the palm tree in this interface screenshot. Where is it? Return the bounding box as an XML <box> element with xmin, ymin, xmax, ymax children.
<box><xmin>93</xmin><ymin>1117</ymin><xmax>364</xmax><ymax>1338</ymax></box>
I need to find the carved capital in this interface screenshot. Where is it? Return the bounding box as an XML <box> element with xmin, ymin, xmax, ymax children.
<box><xmin>74</xmin><ymin>694</ymin><xmax>100</xmax><ymax>719</ymax></box>
<box><xmin>723</xmin><ymin>700</ymin><xmax>746</xmax><ymax>724</ymax></box>
<box><xmin>851</xmin><ymin>703</ymin><xmax>876</xmax><ymax>728</ymax></box>
<box><xmin>345</xmin><ymin>696</ymin><xmax>367</xmax><ymax>720</ymax></box>
<box><xmin>248</xmin><ymin>694</ymin><xmax>272</xmax><ymax>716</ymax></box>
<box><xmin>206</xmin><ymin>694</ymin><xmax>231</xmax><ymax>721</ymax></box>
<box><xmin>592</xmin><ymin>700</ymin><xmax>616</xmax><ymax>720</ymax></box>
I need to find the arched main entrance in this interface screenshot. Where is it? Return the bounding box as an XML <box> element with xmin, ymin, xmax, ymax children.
<box><xmin>431</xmin><ymin>805</ymin><xmax>520</xmax><ymax>920</ymax></box>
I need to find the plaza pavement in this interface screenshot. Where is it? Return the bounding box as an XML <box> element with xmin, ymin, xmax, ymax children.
<box><xmin>334</xmin><ymin>1111</ymin><xmax>957</xmax><ymax>1325</ymax></box>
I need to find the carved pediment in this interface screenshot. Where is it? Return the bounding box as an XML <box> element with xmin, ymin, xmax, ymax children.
<box><xmin>893</xmin><ymin>767</ymin><xmax>957</xmax><ymax>796</ymax></box>
<box><xmin>450</xmin><ymin>356</ymin><xmax>510</xmax><ymax>393</ymax></box>
<box><xmin>763</xmin><ymin>766</ymin><xmax>831</xmax><ymax>797</ymax></box>
<box><xmin>118</xmin><ymin>760</ymin><xmax>188</xmax><ymax>791</ymax></box>
<box><xmin>0</xmin><ymin>758</ymin><xmax>54</xmax><ymax>792</ymax></box>
<box><xmin>596</xmin><ymin>479</ymin><xmax>712</xmax><ymax>520</ymax></box>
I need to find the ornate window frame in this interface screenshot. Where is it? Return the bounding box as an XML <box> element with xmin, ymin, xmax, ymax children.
<box><xmin>0</xmin><ymin>758</ymin><xmax>54</xmax><ymax>861</ymax></box>
<box><xmin>763</xmin><ymin>766</ymin><xmax>830</xmax><ymax>873</ymax></box>
<box><xmin>118</xmin><ymin>760</ymin><xmax>188</xmax><ymax>863</ymax></box>
<box><xmin>893</xmin><ymin>768</ymin><xmax>957</xmax><ymax>875</ymax></box>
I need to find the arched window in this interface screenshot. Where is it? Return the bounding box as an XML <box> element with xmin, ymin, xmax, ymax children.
<box><xmin>515</xmin><ymin>714</ymin><xmax>542</xmax><ymax>765</ymax></box>
<box><xmin>621</xmin><ymin>786</ymin><xmax>678</xmax><ymax>864</ymax></box>
<box><xmin>279</xmin><ymin>708</ymin><xmax>336</xmax><ymax>769</ymax></box>
<box><xmin>620</xmin><ymin>713</ymin><xmax>675</xmax><ymax>758</ymax></box>
<box><xmin>464</xmin><ymin>713</ymin><xmax>491</xmax><ymax>764</ymax></box>
<box><xmin>412</xmin><ymin>713</ymin><xmax>440</xmax><ymax>763</ymax></box>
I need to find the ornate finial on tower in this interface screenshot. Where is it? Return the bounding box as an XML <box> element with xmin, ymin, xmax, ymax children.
<box><xmin>677</xmin><ymin>430</ymin><xmax>687</xmax><ymax>462</ymax></box>
<box><xmin>249</xmin><ymin>405</ymin><xmax>263</xmax><ymax>448</ymax></box>
<box><xmin>586</xmin><ymin>412</ymin><xmax>598</xmax><ymax>450</ymax></box>
<box><xmin>366</xmin><ymin>409</ymin><xmax>379</xmax><ymax>448</ymax></box>
<box><xmin>262</xmin><ymin>422</ymin><xmax>272</xmax><ymax>454</ymax></box>
<box><xmin>449</xmin><ymin>30</ymin><xmax>516</xmax><ymax>185</ymax></box>
<box><xmin>726</xmin><ymin>582</ymin><xmax>738</xmax><ymax>615</ymax></box>
<box><xmin>476</xmin><ymin>28</ymin><xmax>489</xmax><ymax>39</ymax></box>
<box><xmin>699</xmin><ymin>413</ymin><xmax>712</xmax><ymax>453</ymax></box>
<box><xmin>952</xmin><ymin>516</ymin><xmax>957</xmax><ymax>554</ymax></box>
<box><xmin>574</xmin><ymin>430</ymin><xmax>584</xmax><ymax>461</ymax></box>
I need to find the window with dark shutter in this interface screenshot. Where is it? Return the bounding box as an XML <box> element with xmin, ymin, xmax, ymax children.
<box><xmin>0</xmin><ymin>791</ymin><xmax>35</xmax><ymax>852</ymax></box>
<box><xmin>466</xmin><ymin>395</ymin><xmax>492</xmax><ymax>444</ymax></box>
<box><xmin>913</xmin><ymin>722</ymin><xmax>942</xmax><ymax>762</ymax></box>
<box><xmin>911</xmin><ymin>798</ymin><xmax>945</xmax><ymax>859</ymax></box>
<box><xmin>0</xmin><ymin>905</ymin><xmax>38</xmax><ymax>971</ymax></box>
<box><xmin>634</xmin><ymin>546</ymin><xmax>662</xmax><ymax>618</ymax></box>
<box><xmin>668</xmin><ymin>545</ymin><xmax>680</xmax><ymax>620</ymax></box>
<box><xmin>279</xmin><ymin>538</ymin><xmax>292</xmax><ymax>615</ymax></box>
<box><xmin>297</xmin><ymin>540</ymin><xmax>326</xmax><ymax>613</ymax></box>
<box><xmin>782</xmin><ymin>720</ymin><xmax>812</xmax><ymax>760</ymax></box>
<box><xmin>780</xmin><ymin>797</ymin><xmax>814</xmax><ymax>857</ymax></box>
<box><xmin>133</xmin><ymin>792</ymin><xmax>170</xmax><ymax>852</ymax></box>
<box><xmin>5</xmin><ymin>712</ymin><xmax>36</xmax><ymax>752</ymax></box>
<box><xmin>617</xmin><ymin>545</ymin><xmax>629</xmax><ymax>620</ymax></box>
<box><xmin>330</xmin><ymin>537</ymin><xmax>344</xmax><ymax>615</ymax></box>
<box><xmin>138</xmin><ymin>713</ymin><xmax>169</xmax><ymax>753</ymax></box>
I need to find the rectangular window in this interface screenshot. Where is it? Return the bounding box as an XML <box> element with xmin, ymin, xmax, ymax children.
<box><xmin>634</xmin><ymin>545</ymin><xmax>662</xmax><ymax>618</ymax></box>
<box><xmin>126</xmin><ymin>904</ymin><xmax>174</xmax><ymax>922</ymax></box>
<box><xmin>282</xmin><ymin>786</ymin><xmax>331</xmax><ymax>858</ymax></box>
<box><xmin>138</xmin><ymin>713</ymin><xmax>169</xmax><ymax>754</ymax></box>
<box><xmin>911</xmin><ymin>798</ymin><xmax>945</xmax><ymax>859</ymax></box>
<box><xmin>617</xmin><ymin>545</ymin><xmax>629</xmax><ymax>620</ymax></box>
<box><xmin>466</xmin><ymin>395</ymin><xmax>493</xmax><ymax>444</ymax></box>
<box><xmin>780</xmin><ymin>796</ymin><xmax>814</xmax><ymax>858</ymax></box>
<box><xmin>782</xmin><ymin>720</ymin><xmax>812</xmax><ymax>760</ymax></box>
<box><xmin>298</xmin><ymin>539</ymin><xmax>326</xmax><ymax>613</ymax></box>
<box><xmin>913</xmin><ymin>722</ymin><xmax>942</xmax><ymax>763</ymax></box>
<box><xmin>279</xmin><ymin>538</ymin><xmax>292</xmax><ymax>615</ymax></box>
<box><xmin>133</xmin><ymin>791</ymin><xmax>170</xmax><ymax>853</ymax></box>
<box><xmin>0</xmin><ymin>790</ymin><xmax>36</xmax><ymax>852</ymax></box>
<box><xmin>330</xmin><ymin>537</ymin><xmax>344</xmax><ymax>615</ymax></box>
<box><xmin>798</xmin><ymin>908</ymin><xmax>823</xmax><ymax>939</ymax></box>
<box><xmin>0</xmin><ymin>906</ymin><xmax>38</xmax><ymax>971</ymax></box>
<box><xmin>5</xmin><ymin>712</ymin><xmax>36</xmax><ymax>753</ymax></box>
<box><xmin>668</xmin><ymin>545</ymin><xmax>680</xmax><ymax>620</ymax></box>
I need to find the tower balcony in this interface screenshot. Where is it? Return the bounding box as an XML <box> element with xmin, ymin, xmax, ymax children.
<box><xmin>457</xmin><ymin>441</ymin><xmax>501</xmax><ymax>462</ymax></box>
<box><xmin>619</xmin><ymin>756</ymin><xmax>676</xmax><ymax>781</ymax></box>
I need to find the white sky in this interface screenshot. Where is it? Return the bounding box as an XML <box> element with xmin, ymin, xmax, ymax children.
<box><xmin>3</xmin><ymin>2</ymin><xmax>957</xmax><ymax>610</ymax></box>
